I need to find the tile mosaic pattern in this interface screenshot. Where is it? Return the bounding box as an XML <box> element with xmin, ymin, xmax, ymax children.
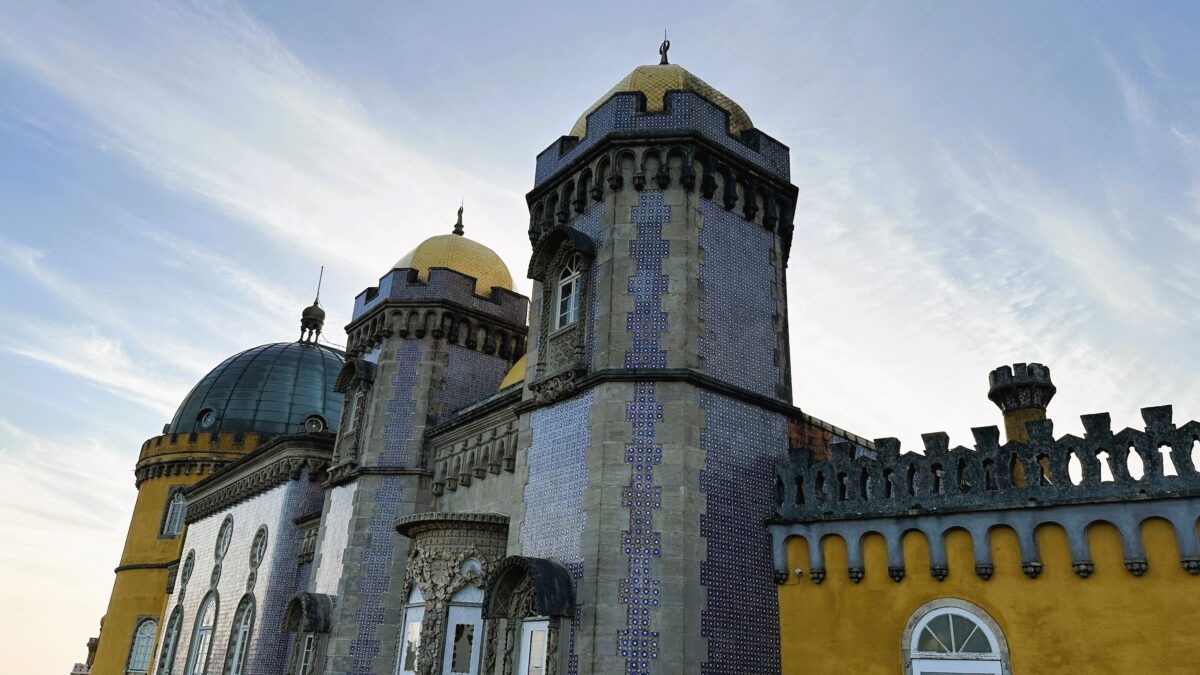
<box><xmin>438</xmin><ymin>344</ymin><xmax>509</xmax><ymax>423</ymax></box>
<box><xmin>521</xmin><ymin>391</ymin><xmax>594</xmax><ymax>675</ymax></box>
<box><xmin>349</xmin><ymin>476</ymin><xmax>404</xmax><ymax>674</ymax></box>
<box><xmin>381</xmin><ymin>340</ymin><xmax>421</xmax><ymax>467</ymax></box>
<box><xmin>534</xmin><ymin>92</ymin><xmax>790</xmax><ymax>187</ymax></box>
<box><xmin>698</xmin><ymin>391</ymin><xmax>788</xmax><ymax>674</ymax></box>
<box><xmin>625</xmin><ymin>191</ymin><xmax>670</xmax><ymax>369</ymax></box>
<box><xmin>354</xmin><ymin>267</ymin><xmax>528</xmax><ymax>324</ymax></box>
<box><xmin>698</xmin><ymin>200</ymin><xmax>780</xmax><ymax>398</ymax></box>
<box><xmin>617</xmin><ymin>383</ymin><xmax>663</xmax><ymax>674</ymax></box>
<box><xmin>156</xmin><ymin>476</ymin><xmax>322</xmax><ymax>675</ymax></box>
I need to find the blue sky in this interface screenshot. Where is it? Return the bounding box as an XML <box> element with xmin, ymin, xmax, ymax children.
<box><xmin>2</xmin><ymin>2</ymin><xmax>1199</xmax><ymax>671</ymax></box>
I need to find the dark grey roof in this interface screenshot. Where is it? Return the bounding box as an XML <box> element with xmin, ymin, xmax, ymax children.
<box><xmin>166</xmin><ymin>342</ymin><xmax>345</xmax><ymax>437</ymax></box>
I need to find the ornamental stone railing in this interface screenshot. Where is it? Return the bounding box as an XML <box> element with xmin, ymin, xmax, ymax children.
<box><xmin>772</xmin><ymin>405</ymin><xmax>1200</xmax><ymax>522</ymax></box>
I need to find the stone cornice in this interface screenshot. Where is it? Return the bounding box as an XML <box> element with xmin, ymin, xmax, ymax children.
<box><xmin>395</xmin><ymin>511</ymin><xmax>510</xmax><ymax>538</ymax></box>
<box><xmin>513</xmin><ymin>366</ymin><xmax>874</xmax><ymax>449</ymax></box>
<box><xmin>324</xmin><ymin>463</ymin><xmax>432</xmax><ymax>488</ymax></box>
<box><xmin>135</xmin><ymin>458</ymin><xmax>231</xmax><ymax>487</ymax></box>
<box><xmin>185</xmin><ymin>433</ymin><xmax>334</xmax><ymax>523</ymax></box>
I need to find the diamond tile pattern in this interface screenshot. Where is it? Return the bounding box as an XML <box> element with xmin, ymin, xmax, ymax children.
<box><xmin>438</xmin><ymin>344</ymin><xmax>508</xmax><ymax>423</ymax></box>
<box><xmin>625</xmin><ymin>191</ymin><xmax>670</xmax><ymax>369</ymax></box>
<box><xmin>381</xmin><ymin>341</ymin><xmax>421</xmax><ymax>467</ymax></box>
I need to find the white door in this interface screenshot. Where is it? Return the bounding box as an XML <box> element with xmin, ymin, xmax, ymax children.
<box><xmin>912</xmin><ymin>658</ymin><xmax>1002</xmax><ymax>674</ymax></box>
<box><xmin>517</xmin><ymin>619</ymin><xmax>549</xmax><ymax>675</ymax></box>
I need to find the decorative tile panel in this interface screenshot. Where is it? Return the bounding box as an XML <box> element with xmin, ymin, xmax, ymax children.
<box><xmin>616</xmin><ymin>383</ymin><xmax>663</xmax><ymax>674</ymax></box>
<box><xmin>521</xmin><ymin>391</ymin><xmax>594</xmax><ymax>675</ymax></box>
<box><xmin>699</xmin><ymin>391</ymin><xmax>788</xmax><ymax>674</ymax></box>
<box><xmin>438</xmin><ymin>344</ymin><xmax>508</xmax><ymax>423</ymax></box>
<box><xmin>312</xmin><ymin>484</ymin><xmax>355</xmax><ymax>595</ymax></box>
<box><xmin>349</xmin><ymin>476</ymin><xmax>404</xmax><ymax>674</ymax></box>
<box><xmin>698</xmin><ymin>200</ymin><xmax>780</xmax><ymax>398</ymax></box>
<box><xmin>380</xmin><ymin>340</ymin><xmax>421</xmax><ymax>467</ymax></box>
<box><xmin>625</xmin><ymin>191</ymin><xmax>670</xmax><ymax>369</ymax></box>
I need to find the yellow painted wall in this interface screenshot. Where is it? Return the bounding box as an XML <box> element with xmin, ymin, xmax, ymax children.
<box><xmin>90</xmin><ymin>433</ymin><xmax>258</xmax><ymax>675</ymax></box>
<box><xmin>780</xmin><ymin>518</ymin><xmax>1200</xmax><ymax>674</ymax></box>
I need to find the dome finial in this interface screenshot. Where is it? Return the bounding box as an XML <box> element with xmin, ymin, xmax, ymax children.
<box><xmin>300</xmin><ymin>266</ymin><xmax>326</xmax><ymax>343</ymax></box>
<box><xmin>453</xmin><ymin>201</ymin><xmax>465</xmax><ymax>236</ymax></box>
<box><xmin>659</xmin><ymin>31</ymin><xmax>670</xmax><ymax>65</ymax></box>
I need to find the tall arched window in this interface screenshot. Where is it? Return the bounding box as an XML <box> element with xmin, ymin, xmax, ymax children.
<box><xmin>394</xmin><ymin>586</ymin><xmax>424</xmax><ymax>675</ymax></box>
<box><xmin>554</xmin><ymin>255</ymin><xmax>583</xmax><ymax>330</ymax></box>
<box><xmin>125</xmin><ymin>618</ymin><xmax>159</xmax><ymax>675</ymax></box>
<box><xmin>161</xmin><ymin>490</ymin><xmax>187</xmax><ymax>537</ymax></box>
<box><xmin>156</xmin><ymin>608</ymin><xmax>183</xmax><ymax>675</ymax></box>
<box><xmin>223</xmin><ymin>595</ymin><xmax>256</xmax><ymax>675</ymax></box>
<box><xmin>184</xmin><ymin>592</ymin><xmax>218</xmax><ymax>675</ymax></box>
<box><xmin>903</xmin><ymin>599</ymin><xmax>1009</xmax><ymax>675</ymax></box>
<box><xmin>443</xmin><ymin>582</ymin><xmax>484</xmax><ymax>675</ymax></box>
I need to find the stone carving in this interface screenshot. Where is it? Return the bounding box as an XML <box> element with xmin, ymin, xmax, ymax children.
<box><xmin>185</xmin><ymin>436</ymin><xmax>332</xmax><ymax>522</ymax></box>
<box><xmin>531</xmin><ymin>369</ymin><xmax>579</xmax><ymax>406</ymax></box>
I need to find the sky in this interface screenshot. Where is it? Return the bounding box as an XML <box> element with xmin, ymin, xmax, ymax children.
<box><xmin>1</xmin><ymin>1</ymin><xmax>1199</xmax><ymax>672</ymax></box>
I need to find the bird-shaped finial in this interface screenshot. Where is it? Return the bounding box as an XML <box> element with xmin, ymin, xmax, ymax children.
<box><xmin>453</xmin><ymin>202</ymin><xmax>465</xmax><ymax>236</ymax></box>
<box><xmin>659</xmin><ymin>31</ymin><xmax>670</xmax><ymax>65</ymax></box>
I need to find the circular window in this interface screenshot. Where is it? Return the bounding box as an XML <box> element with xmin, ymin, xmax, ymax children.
<box><xmin>215</xmin><ymin>516</ymin><xmax>234</xmax><ymax>561</ymax></box>
<box><xmin>197</xmin><ymin>409</ymin><xmax>216</xmax><ymax>429</ymax></box>
<box><xmin>180</xmin><ymin>550</ymin><xmax>195</xmax><ymax>586</ymax></box>
<box><xmin>304</xmin><ymin>415</ymin><xmax>326</xmax><ymax>433</ymax></box>
<box><xmin>250</xmin><ymin>526</ymin><xmax>268</xmax><ymax>568</ymax></box>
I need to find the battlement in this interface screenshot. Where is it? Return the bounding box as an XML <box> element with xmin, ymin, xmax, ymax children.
<box><xmin>772</xmin><ymin>405</ymin><xmax>1200</xmax><ymax>523</ymax></box>
<box><xmin>352</xmin><ymin>266</ymin><xmax>528</xmax><ymax>325</ymax></box>
<box><xmin>533</xmin><ymin>91</ymin><xmax>791</xmax><ymax>189</ymax></box>
<box><xmin>988</xmin><ymin>362</ymin><xmax>1056</xmax><ymax>412</ymax></box>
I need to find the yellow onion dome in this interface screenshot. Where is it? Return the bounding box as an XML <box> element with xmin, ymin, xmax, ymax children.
<box><xmin>392</xmin><ymin>207</ymin><xmax>514</xmax><ymax>297</ymax></box>
<box><xmin>570</xmin><ymin>62</ymin><xmax>753</xmax><ymax>139</ymax></box>
<box><xmin>499</xmin><ymin>354</ymin><xmax>526</xmax><ymax>390</ymax></box>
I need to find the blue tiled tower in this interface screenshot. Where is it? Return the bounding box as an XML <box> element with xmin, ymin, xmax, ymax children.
<box><xmin>516</xmin><ymin>47</ymin><xmax>801</xmax><ymax>673</ymax></box>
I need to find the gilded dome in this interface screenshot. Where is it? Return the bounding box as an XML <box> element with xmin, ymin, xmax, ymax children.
<box><xmin>499</xmin><ymin>354</ymin><xmax>526</xmax><ymax>390</ymax></box>
<box><xmin>570</xmin><ymin>63</ymin><xmax>753</xmax><ymax>139</ymax></box>
<box><xmin>393</xmin><ymin>233</ymin><xmax>514</xmax><ymax>297</ymax></box>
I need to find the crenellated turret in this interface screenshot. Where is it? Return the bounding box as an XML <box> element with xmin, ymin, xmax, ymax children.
<box><xmin>988</xmin><ymin>362</ymin><xmax>1057</xmax><ymax>443</ymax></box>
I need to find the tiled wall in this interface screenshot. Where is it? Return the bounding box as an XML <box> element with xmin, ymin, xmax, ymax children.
<box><xmin>698</xmin><ymin>392</ymin><xmax>787</xmax><ymax>673</ymax></box>
<box><xmin>157</xmin><ymin>475</ymin><xmax>322</xmax><ymax>675</ymax></box>
<box><xmin>534</xmin><ymin>92</ymin><xmax>791</xmax><ymax>187</ymax></box>
<box><xmin>521</xmin><ymin>391</ymin><xmax>594</xmax><ymax>674</ymax></box>
<box><xmin>625</xmin><ymin>191</ymin><xmax>670</xmax><ymax>369</ymax></box>
<box><xmin>380</xmin><ymin>340</ymin><xmax>421</xmax><ymax>467</ymax></box>
<box><xmin>438</xmin><ymin>344</ymin><xmax>508</xmax><ymax>423</ymax></box>
<box><xmin>348</xmin><ymin>476</ymin><xmax>404</xmax><ymax>674</ymax></box>
<box><xmin>312</xmin><ymin>484</ymin><xmax>356</xmax><ymax>595</ymax></box>
<box><xmin>617</xmin><ymin>383</ymin><xmax>663</xmax><ymax>674</ymax></box>
<box><xmin>698</xmin><ymin>200</ymin><xmax>780</xmax><ymax>398</ymax></box>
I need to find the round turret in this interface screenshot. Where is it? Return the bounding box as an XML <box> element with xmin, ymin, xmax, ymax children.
<box><xmin>988</xmin><ymin>362</ymin><xmax>1056</xmax><ymax>443</ymax></box>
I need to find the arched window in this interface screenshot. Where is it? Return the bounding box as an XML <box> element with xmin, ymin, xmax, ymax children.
<box><xmin>554</xmin><ymin>255</ymin><xmax>583</xmax><ymax>330</ymax></box>
<box><xmin>161</xmin><ymin>490</ymin><xmax>187</xmax><ymax>537</ymax></box>
<box><xmin>156</xmin><ymin>608</ymin><xmax>183</xmax><ymax>675</ymax></box>
<box><xmin>903</xmin><ymin>599</ymin><xmax>1009</xmax><ymax>675</ymax></box>
<box><xmin>394</xmin><ymin>586</ymin><xmax>425</xmax><ymax>675</ymax></box>
<box><xmin>126</xmin><ymin>618</ymin><xmax>159</xmax><ymax>675</ymax></box>
<box><xmin>184</xmin><ymin>593</ymin><xmax>218</xmax><ymax>675</ymax></box>
<box><xmin>223</xmin><ymin>595</ymin><xmax>255</xmax><ymax>675</ymax></box>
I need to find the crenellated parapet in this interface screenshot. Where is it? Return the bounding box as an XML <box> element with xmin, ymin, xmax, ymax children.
<box><xmin>345</xmin><ymin>266</ymin><xmax>529</xmax><ymax>360</ymax></box>
<box><xmin>768</xmin><ymin>406</ymin><xmax>1200</xmax><ymax>583</ymax></box>
<box><xmin>134</xmin><ymin>431</ymin><xmax>264</xmax><ymax>486</ymax></box>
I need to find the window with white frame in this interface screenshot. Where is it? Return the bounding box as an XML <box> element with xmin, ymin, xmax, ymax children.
<box><xmin>184</xmin><ymin>592</ymin><xmax>218</xmax><ymax>675</ymax></box>
<box><xmin>554</xmin><ymin>255</ymin><xmax>583</xmax><ymax>330</ymax></box>
<box><xmin>290</xmin><ymin>633</ymin><xmax>323</xmax><ymax>675</ymax></box>
<box><xmin>347</xmin><ymin>390</ymin><xmax>365</xmax><ymax>429</ymax></box>
<box><xmin>223</xmin><ymin>595</ymin><xmax>255</xmax><ymax>675</ymax></box>
<box><xmin>125</xmin><ymin>618</ymin><xmax>158</xmax><ymax>675</ymax></box>
<box><xmin>157</xmin><ymin>608</ymin><xmax>183</xmax><ymax>675</ymax></box>
<box><xmin>442</xmin><ymin>583</ymin><xmax>484</xmax><ymax>675</ymax></box>
<box><xmin>394</xmin><ymin>586</ymin><xmax>424</xmax><ymax>675</ymax></box>
<box><xmin>161</xmin><ymin>490</ymin><xmax>187</xmax><ymax>537</ymax></box>
<box><xmin>517</xmin><ymin>619</ymin><xmax>549</xmax><ymax>675</ymax></box>
<box><xmin>904</xmin><ymin>600</ymin><xmax>1009</xmax><ymax>675</ymax></box>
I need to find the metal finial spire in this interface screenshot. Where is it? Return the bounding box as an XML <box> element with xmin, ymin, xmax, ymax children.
<box><xmin>314</xmin><ymin>265</ymin><xmax>324</xmax><ymax>304</ymax></box>
<box><xmin>453</xmin><ymin>202</ymin><xmax>465</xmax><ymax>236</ymax></box>
<box><xmin>659</xmin><ymin>31</ymin><xmax>670</xmax><ymax>65</ymax></box>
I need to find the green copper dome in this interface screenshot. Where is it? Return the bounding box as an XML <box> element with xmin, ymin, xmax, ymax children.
<box><xmin>167</xmin><ymin>342</ymin><xmax>345</xmax><ymax>437</ymax></box>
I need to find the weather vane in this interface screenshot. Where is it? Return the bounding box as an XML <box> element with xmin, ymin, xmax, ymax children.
<box><xmin>659</xmin><ymin>30</ymin><xmax>670</xmax><ymax>65</ymax></box>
